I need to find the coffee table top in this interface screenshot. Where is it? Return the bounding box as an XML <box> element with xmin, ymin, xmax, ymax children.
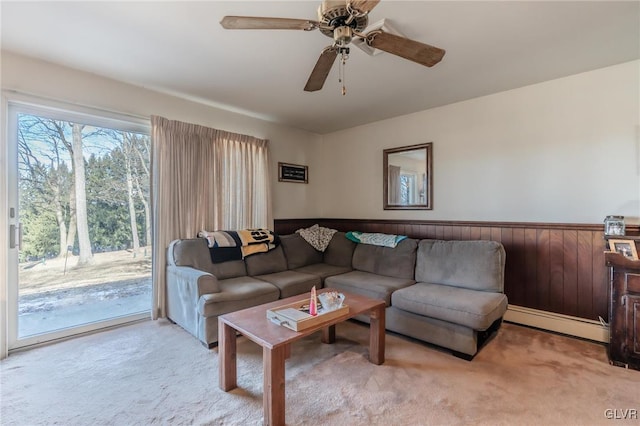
<box><xmin>218</xmin><ymin>288</ymin><xmax>384</xmax><ymax>349</ymax></box>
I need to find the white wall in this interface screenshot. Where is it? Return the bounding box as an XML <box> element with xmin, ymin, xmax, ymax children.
<box><xmin>313</xmin><ymin>60</ymin><xmax>640</xmax><ymax>224</ymax></box>
<box><xmin>4</xmin><ymin>53</ymin><xmax>636</xmax><ymax>227</ymax></box>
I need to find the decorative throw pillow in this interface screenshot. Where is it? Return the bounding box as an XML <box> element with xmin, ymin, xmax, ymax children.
<box><xmin>296</xmin><ymin>224</ymin><xmax>337</xmax><ymax>252</ymax></box>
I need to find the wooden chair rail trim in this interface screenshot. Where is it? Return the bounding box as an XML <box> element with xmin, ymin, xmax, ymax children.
<box><xmin>275</xmin><ymin>218</ymin><xmax>639</xmax><ymax>233</ymax></box>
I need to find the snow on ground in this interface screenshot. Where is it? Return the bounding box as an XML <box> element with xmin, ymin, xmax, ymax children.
<box><xmin>17</xmin><ymin>249</ymin><xmax>152</xmax><ymax>337</ymax></box>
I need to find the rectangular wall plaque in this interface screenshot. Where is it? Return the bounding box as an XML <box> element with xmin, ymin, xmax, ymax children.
<box><xmin>278</xmin><ymin>162</ymin><xmax>308</xmax><ymax>184</ymax></box>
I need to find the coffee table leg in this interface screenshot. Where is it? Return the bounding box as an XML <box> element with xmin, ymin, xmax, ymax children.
<box><xmin>321</xmin><ymin>325</ymin><xmax>336</xmax><ymax>344</ymax></box>
<box><xmin>264</xmin><ymin>345</ymin><xmax>286</xmax><ymax>426</ymax></box>
<box><xmin>284</xmin><ymin>343</ymin><xmax>291</xmax><ymax>360</ymax></box>
<box><xmin>369</xmin><ymin>305</ymin><xmax>385</xmax><ymax>365</ymax></box>
<box><xmin>219</xmin><ymin>320</ymin><xmax>237</xmax><ymax>391</ymax></box>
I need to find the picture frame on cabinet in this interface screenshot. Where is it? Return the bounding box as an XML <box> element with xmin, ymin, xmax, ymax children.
<box><xmin>608</xmin><ymin>239</ymin><xmax>639</xmax><ymax>260</ymax></box>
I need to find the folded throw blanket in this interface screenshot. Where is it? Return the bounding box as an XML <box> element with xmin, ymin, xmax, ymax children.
<box><xmin>345</xmin><ymin>231</ymin><xmax>407</xmax><ymax>248</ymax></box>
<box><xmin>296</xmin><ymin>224</ymin><xmax>337</xmax><ymax>252</ymax></box>
<box><xmin>199</xmin><ymin>229</ymin><xmax>278</xmax><ymax>263</ymax></box>
<box><xmin>198</xmin><ymin>230</ymin><xmax>241</xmax><ymax>248</ymax></box>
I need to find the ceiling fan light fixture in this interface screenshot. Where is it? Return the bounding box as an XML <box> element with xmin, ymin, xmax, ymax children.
<box><xmin>318</xmin><ymin>0</ymin><xmax>369</xmax><ymax>38</ymax></box>
<box><xmin>333</xmin><ymin>26</ymin><xmax>353</xmax><ymax>46</ymax></box>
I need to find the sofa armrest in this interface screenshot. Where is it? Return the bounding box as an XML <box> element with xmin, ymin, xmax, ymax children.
<box><xmin>166</xmin><ymin>264</ymin><xmax>219</xmax><ymax>342</ymax></box>
<box><xmin>167</xmin><ymin>265</ymin><xmax>220</xmax><ymax>297</ymax></box>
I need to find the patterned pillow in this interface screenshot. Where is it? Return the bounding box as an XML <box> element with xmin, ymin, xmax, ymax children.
<box><xmin>296</xmin><ymin>224</ymin><xmax>337</xmax><ymax>252</ymax></box>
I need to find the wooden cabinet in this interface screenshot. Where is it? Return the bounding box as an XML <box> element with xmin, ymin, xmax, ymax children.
<box><xmin>605</xmin><ymin>250</ymin><xmax>640</xmax><ymax>370</ymax></box>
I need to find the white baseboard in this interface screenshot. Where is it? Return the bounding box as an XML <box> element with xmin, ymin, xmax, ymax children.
<box><xmin>504</xmin><ymin>305</ymin><xmax>609</xmax><ymax>343</ymax></box>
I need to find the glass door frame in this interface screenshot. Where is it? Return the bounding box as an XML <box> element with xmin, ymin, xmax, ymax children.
<box><xmin>5</xmin><ymin>95</ymin><xmax>151</xmax><ymax>352</ymax></box>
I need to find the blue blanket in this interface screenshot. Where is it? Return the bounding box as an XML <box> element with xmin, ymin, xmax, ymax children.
<box><xmin>345</xmin><ymin>231</ymin><xmax>407</xmax><ymax>248</ymax></box>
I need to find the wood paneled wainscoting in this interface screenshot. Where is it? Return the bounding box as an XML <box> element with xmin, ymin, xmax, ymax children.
<box><xmin>274</xmin><ymin>219</ymin><xmax>640</xmax><ymax>342</ymax></box>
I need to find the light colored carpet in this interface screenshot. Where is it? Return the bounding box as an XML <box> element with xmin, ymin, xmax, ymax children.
<box><xmin>1</xmin><ymin>319</ymin><xmax>638</xmax><ymax>425</ymax></box>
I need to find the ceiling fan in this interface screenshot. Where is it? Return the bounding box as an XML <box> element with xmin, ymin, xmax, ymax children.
<box><xmin>220</xmin><ymin>0</ymin><xmax>445</xmax><ymax>94</ymax></box>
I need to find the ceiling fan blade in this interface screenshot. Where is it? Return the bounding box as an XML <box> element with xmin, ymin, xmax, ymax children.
<box><xmin>366</xmin><ymin>31</ymin><xmax>445</xmax><ymax>67</ymax></box>
<box><xmin>304</xmin><ymin>47</ymin><xmax>338</xmax><ymax>92</ymax></box>
<box><xmin>348</xmin><ymin>0</ymin><xmax>381</xmax><ymax>14</ymax></box>
<box><xmin>220</xmin><ymin>16</ymin><xmax>318</xmax><ymax>31</ymax></box>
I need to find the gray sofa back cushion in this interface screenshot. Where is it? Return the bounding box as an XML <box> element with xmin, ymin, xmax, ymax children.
<box><xmin>280</xmin><ymin>234</ymin><xmax>323</xmax><ymax>269</ymax></box>
<box><xmin>170</xmin><ymin>238</ymin><xmax>247</xmax><ymax>280</ymax></box>
<box><xmin>352</xmin><ymin>238</ymin><xmax>417</xmax><ymax>279</ymax></box>
<box><xmin>416</xmin><ymin>239</ymin><xmax>505</xmax><ymax>292</ymax></box>
<box><xmin>245</xmin><ymin>245</ymin><xmax>288</xmax><ymax>276</ymax></box>
<box><xmin>323</xmin><ymin>232</ymin><xmax>356</xmax><ymax>267</ymax></box>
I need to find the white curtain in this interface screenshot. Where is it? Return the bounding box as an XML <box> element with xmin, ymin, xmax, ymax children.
<box><xmin>150</xmin><ymin>116</ymin><xmax>271</xmax><ymax>319</ymax></box>
<box><xmin>388</xmin><ymin>165</ymin><xmax>401</xmax><ymax>204</ymax></box>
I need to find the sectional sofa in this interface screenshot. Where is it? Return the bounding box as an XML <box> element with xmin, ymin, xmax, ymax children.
<box><xmin>166</xmin><ymin>231</ymin><xmax>507</xmax><ymax>358</ymax></box>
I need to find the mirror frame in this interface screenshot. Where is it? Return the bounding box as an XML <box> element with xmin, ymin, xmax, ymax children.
<box><xmin>383</xmin><ymin>142</ymin><xmax>433</xmax><ymax>210</ymax></box>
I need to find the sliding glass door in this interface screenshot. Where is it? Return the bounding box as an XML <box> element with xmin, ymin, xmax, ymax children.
<box><xmin>7</xmin><ymin>101</ymin><xmax>152</xmax><ymax>349</ymax></box>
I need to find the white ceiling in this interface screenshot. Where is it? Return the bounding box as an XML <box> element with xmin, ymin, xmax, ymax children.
<box><xmin>2</xmin><ymin>1</ymin><xmax>639</xmax><ymax>134</ymax></box>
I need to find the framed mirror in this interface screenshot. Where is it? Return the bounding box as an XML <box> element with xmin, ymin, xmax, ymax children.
<box><xmin>383</xmin><ymin>143</ymin><xmax>432</xmax><ymax>210</ymax></box>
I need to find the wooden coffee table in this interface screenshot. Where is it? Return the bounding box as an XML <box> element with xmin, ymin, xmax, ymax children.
<box><xmin>218</xmin><ymin>289</ymin><xmax>385</xmax><ymax>426</ymax></box>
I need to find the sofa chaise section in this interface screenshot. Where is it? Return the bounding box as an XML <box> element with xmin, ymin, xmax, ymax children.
<box><xmin>387</xmin><ymin>239</ymin><xmax>508</xmax><ymax>358</ymax></box>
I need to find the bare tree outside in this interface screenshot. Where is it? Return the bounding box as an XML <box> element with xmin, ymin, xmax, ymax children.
<box><xmin>72</xmin><ymin>123</ymin><xmax>93</xmax><ymax>265</ymax></box>
<box><xmin>131</xmin><ymin>134</ymin><xmax>151</xmax><ymax>248</ymax></box>
<box><xmin>17</xmin><ymin>120</ymin><xmax>71</xmax><ymax>258</ymax></box>
<box><xmin>123</xmin><ymin>132</ymin><xmax>140</xmax><ymax>255</ymax></box>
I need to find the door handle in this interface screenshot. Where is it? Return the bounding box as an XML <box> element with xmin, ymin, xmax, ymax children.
<box><xmin>9</xmin><ymin>223</ymin><xmax>21</xmax><ymax>249</ymax></box>
<box><xmin>9</xmin><ymin>224</ymin><xmax>16</xmax><ymax>249</ymax></box>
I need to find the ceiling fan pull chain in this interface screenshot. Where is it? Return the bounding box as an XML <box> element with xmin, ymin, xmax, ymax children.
<box><xmin>342</xmin><ymin>58</ymin><xmax>347</xmax><ymax>96</ymax></box>
<box><xmin>338</xmin><ymin>50</ymin><xmax>343</xmax><ymax>87</ymax></box>
<box><xmin>340</xmin><ymin>49</ymin><xmax>348</xmax><ymax>96</ymax></box>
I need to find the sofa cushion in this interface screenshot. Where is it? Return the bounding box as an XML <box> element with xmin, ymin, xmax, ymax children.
<box><xmin>197</xmin><ymin>276</ymin><xmax>279</xmax><ymax>317</ymax></box>
<box><xmin>294</xmin><ymin>263</ymin><xmax>352</xmax><ymax>283</ymax></box>
<box><xmin>207</xmin><ymin>260</ymin><xmax>247</xmax><ymax>280</ymax></box>
<box><xmin>325</xmin><ymin>270</ymin><xmax>415</xmax><ymax>306</ymax></box>
<box><xmin>416</xmin><ymin>240</ymin><xmax>505</xmax><ymax>292</ymax></box>
<box><xmin>171</xmin><ymin>238</ymin><xmax>246</xmax><ymax>280</ymax></box>
<box><xmin>392</xmin><ymin>283</ymin><xmax>508</xmax><ymax>330</ymax></box>
<box><xmin>323</xmin><ymin>232</ymin><xmax>356</xmax><ymax>267</ymax></box>
<box><xmin>245</xmin><ymin>245</ymin><xmax>288</xmax><ymax>276</ymax></box>
<box><xmin>351</xmin><ymin>238</ymin><xmax>417</xmax><ymax>279</ymax></box>
<box><xmin>254</xmin><ymin>270</ymin><xmax>321</xmax><ymax>299</ymax></box>
<box><xmin>280</xmin><ymin>233</ymin><xmax>323</xmax><ymax>270</ymax></box>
